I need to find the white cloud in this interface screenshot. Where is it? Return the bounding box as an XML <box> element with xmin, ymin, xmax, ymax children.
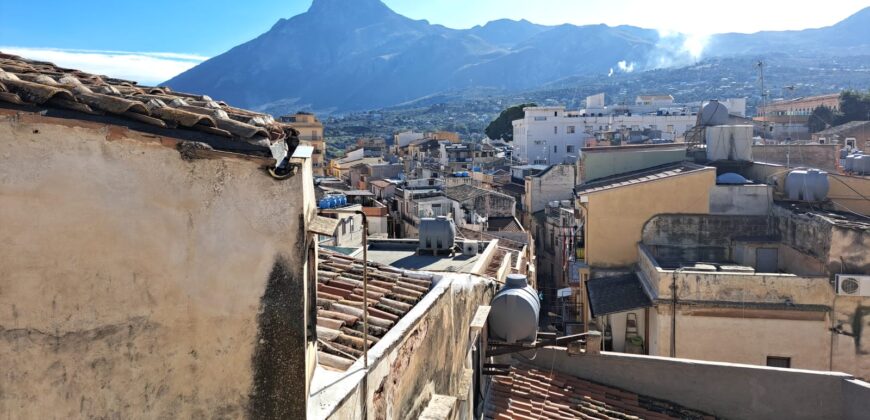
<box><xmin>0</xmin><ymin>47</ymin><xmax>209</xmax><ymax>85</ymax></box>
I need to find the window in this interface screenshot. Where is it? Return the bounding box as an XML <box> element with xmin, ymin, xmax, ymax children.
<box><xmin>553</xmin><ymin>145</ymin><xmax>558</xmax><ymax>153</ymax></box>
<box><xmin>567</xmin><ymin>145</ymin><xmax>575</xmax><ymax>153</ymax></box>
<box><xmin>554</xmin><ymin>126</ymin><xmax>558</xmax><ymax>135</ymax></box>
<box><xmin>766</xmin><ymin>356</ymin><xmax>791</xmax><ymax>368</ymax></box>
<box><xmin>554</xmin><ymin>111</ymin><xmax>558</xmax><ymax>117</ymax></box>
<box><xmin>567</xmin><ymin>125</ymin><xmax>576</xmax><ymax>134</ymax></box>
<box><xmin>534</xmin><ymin>116</ymin><xmax>547</xmax><ymax>121</ymax></box>
<box><xmin>667</xmin><ymin>125</ymin><xmax>674</xmax><ymax>133</ymax></box>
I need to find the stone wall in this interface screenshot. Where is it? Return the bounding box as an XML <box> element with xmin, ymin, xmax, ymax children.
<box><xmin>709</xmin><ymin>184</ymin><xmax>773</xmax><ymax>215</ymax></box>
<box><xmin>312</xmin><ymin>274</ymin><xmax>494</xmax><ymax>419</ymax></box>
<box><xmin>752</xmin><ymin>144</ymin><xmax>838</xmax><ymax>171</ymax></box>
<box><xmin>0</xmin><ymin>113</ymin><xmax>317</xmax><ymax>418</ymax></box>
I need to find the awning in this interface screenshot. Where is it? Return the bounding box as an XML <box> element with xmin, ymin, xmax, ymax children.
<box><xmin>586</xmin><ymin>273</ymin><xmax>653</xmax><ymax>318</ymax></box>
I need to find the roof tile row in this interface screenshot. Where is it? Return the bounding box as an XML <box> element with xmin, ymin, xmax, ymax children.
<box><xmin>316</xmin><ymin>249</ymin><xmax>435</xmax><ymax>370</ymax></box>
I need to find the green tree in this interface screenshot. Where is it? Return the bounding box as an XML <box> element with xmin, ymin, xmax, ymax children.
<box><xmin>835</xmin><ymin>90</ymin><xmax>870</xmax><ymax>125</ymax></box>
<box><xmin>485</xmin><ymin>103</ymin><xmax>536</xmax><ymax>141</ymax></box>
<box><xmin>808</xmin><ymin>105</ymin><xmax>836</xmax><ymax>133</ymax></box>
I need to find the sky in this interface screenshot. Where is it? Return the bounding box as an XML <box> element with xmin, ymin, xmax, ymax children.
<box><xmin>1</xmin><ymin>0</ymin><xmax>867</xmax><ymax>84</ymax></box>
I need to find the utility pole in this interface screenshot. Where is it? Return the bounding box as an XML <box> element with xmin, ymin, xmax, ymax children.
<box><xmin>758</xmin><ymin>61</ymin><xmax>767</xmax><ymax>141</ymax></box>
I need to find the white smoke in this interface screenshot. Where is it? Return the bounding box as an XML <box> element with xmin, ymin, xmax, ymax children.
<box><xmin>645</xmin><ymin>30</ymin><xmax>711</xmax><ymax>69</ymax></box>
<box><xmin>617</xmin><ymin>60</ymin><xmax>635</xmax><ymax>73</ymax></box>
<box><xmin>607</xmin><ymin>68</ymin><xmax>614</xmax><ymax>77</ymax></box>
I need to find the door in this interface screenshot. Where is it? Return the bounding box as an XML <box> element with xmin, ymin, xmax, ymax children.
<box><xmin>756</xmin><ymin>248</ymin><xmax>779</xmax><ymax>273</ymax></box>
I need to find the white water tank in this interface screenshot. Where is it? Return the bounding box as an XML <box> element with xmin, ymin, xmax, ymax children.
<box><xmin>845</xmin><ymin>154</ymin><xmax>860</xmax><ymax>172</ymax></box>
<box><xmin>488</xmin><ymin>274</ymin><xmax>540</xmax><ymax>344</ymax></box>
<box><xmin>785</xmin><ymin>169</ymin><xmax>829</xmax><ymax>202</ymax></box>
<box><xmin>418</xmin><ymin>216</ymin><xmax>456</xmax><ymax>252</ymax></box>
<box><xmin>706</xmin><ymin>125</ymin><xmax>753</xmax><ymax>161</ymax></box>
<box><xmin>855</xmin><ymin>155</ymin><xmax>870</xmax><ymax>175</ymax></box>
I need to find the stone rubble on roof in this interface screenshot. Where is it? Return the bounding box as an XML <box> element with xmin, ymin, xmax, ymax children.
<box><xmin>316</xmin><ymin>249</ymin><xmax>435</xmax><ymax>371</ymax></box>
<box><xmin>485</xmin><ymin>365</ymin><xmax>715</xmax><ymax>420</ymax></box>
<box><xmin>0</xmin><ymin>52</ymin><xmax>297</xmax><ymax>150</ymax></box>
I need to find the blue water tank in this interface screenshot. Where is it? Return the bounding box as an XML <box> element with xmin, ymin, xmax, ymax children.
<box><xmin>488</xmin><ymin>274</ymin><xmax>540</xmax><ymax>344</ymax></box>
<box><xmin>336</xmin><ymin>194</ymin><xmax>347</xmax><ymax>206</ymax></box>
<box><xmin>318</xmin><ymin>198</ymin><xmax>330</xmax><ymax>209</ymax></box>
<box><xmin>716</xmin><ymin>172</ymin><xmax>748</xmax><ymax>185</ymax></box>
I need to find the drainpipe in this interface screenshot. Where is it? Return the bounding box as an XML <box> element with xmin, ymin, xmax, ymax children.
<box><xmin>319</xmin><ymin>208</ymin><xmax>369</xmax><ymax>417</ymax></box>
<box><xmin>670</xmin><ymin>267</ymin><xmax>683</xmax><ymax>358</ymax></box>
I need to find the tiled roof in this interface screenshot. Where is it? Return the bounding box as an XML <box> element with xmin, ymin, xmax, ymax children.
<box><xmin>0</xmin><ymin>53</ymin><xmax>298</xmax><ymax>157</ymax></box>
<box><xmin>316</xmin><ymin>249</ymin><xmax>435</xmax><ymax>371</ymax></box>
<box><xmin>815</xmin><ymin>120</ymin><xmax>870</xmax><ymax>136</ymax></box>
<box><xmin>586</xmin><ymin>273</ymin><xmax>653</xmax><ymax>318</ymax></box>
<box><xmin>576</xmin><ymin>163</ymin><xmax>709</xmax><ymax>195</ymax></box>
<box><xmin>370</xmin><ymin>179</ymin><xmax>393</xmax><ymax>188</ymax></box>
<box><xmin>444</xmin><ymin>184</ymin><xmax>512</xmax><ymax>203</ymax></box>
<box><xmin>485</xmin><ymin>365</ymin><xmax>714</xmax><ymax>420</ymax></box>
<box><xmin>497</xmin><ymin>182</ymin><xmax>526</xmax><ymax>196</ymax></box>
<box><xmin>487</xmin><ymin>216</ymin><xmax>524</xmax><ymax>233</ymax></box>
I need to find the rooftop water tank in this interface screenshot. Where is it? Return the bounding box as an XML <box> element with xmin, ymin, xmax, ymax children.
<box><xmin>488</xmin><ymin>274</ymin><xmax>540</xmax><ymax>344</ymax></box>
<box><xmin>716</xmin><ymin>172</ymin><xmax>748</xmax><ymax>185</ymax></box>
<box><xmin>855</xmin><ymin>155</ymin><xmax>869</xmax><ymax>175</ymax></box>
<box><xmin>785</xmin><ymin>169</ymin><xmax>829</xmax><ymax>202</ymax></box>
<box><xmin>418</xmin><ymin>216</ymin><xmax>456</xmax><ymax>253</ymax></box>
<box><xmin>699</xmin><ymin>100</ymin><xmax>730</xmax><ymax>126</ymax></box>
<box><xmin>845</xmin><ymin>154</ymin><xmax>860</xmax><ymax>172</ymax></box>
<box><xmin>706</xmin><ymin>125</ymin><xmax>753</xmax><ymax>161</ymax></box>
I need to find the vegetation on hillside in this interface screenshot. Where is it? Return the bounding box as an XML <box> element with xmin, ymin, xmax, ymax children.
<box><xmin>485</xmin><ymin>103</ymin><xmax>536</xmax><ymax>141</ymax></box>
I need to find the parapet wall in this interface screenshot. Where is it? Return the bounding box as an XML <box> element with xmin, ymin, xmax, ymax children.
<box><xmin>524</xmin><ymin>347</ymin><xmax>870</xmax><ymax>420</ymax></box>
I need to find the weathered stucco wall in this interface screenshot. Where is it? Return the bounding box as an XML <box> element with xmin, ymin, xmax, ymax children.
<box><xmin>0</xmin><ymin>114</ymin><xmax>317</xmax><ymax>418</ymax></box>
<box><xmin>313</xmin><ymin>274</ymin><xmax>493</xmax><ymax>419</ymax></box>
<box><xmin>709</xmin><ymin>184</ymin><xmax>773</xmax><ymax>215</ymax></box>
<box><xmin>649</xmin><ymin>306</ymin><xmax>830</xmax><ymax>371</ymax></box>
<box><xmin>580</xmin><ymin>146</ymin><xmax>686</xmax><ymax>183</ymax></box>
<box><xmin>582</xmin><ymin>168</ymin><xmax>715</xmax><ymax>269</ymax></box>
<box><xmin>524</xmin><ymin>164</ymin><xmax>575</xmax><ymax>215</ymax></box>
<box><xmin>641</xmin><ymin>214</ymin><xmax>778</xmax><ymax>264</ymax></box>
<box><xmin>523</xmin><ymin>347</ymin><xmax>870</xmax><ymax>420</ymax></box>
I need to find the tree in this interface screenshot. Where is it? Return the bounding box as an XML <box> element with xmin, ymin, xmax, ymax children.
<box><xmin>835</xmin><ymin>90</ymin><xmax>870</xmax><ymax>125</ymax></box>
<box><xmin>485</xmin><ymin>103</ymin><xmax>536</xmax><ymax>141</ymax></box>
<box><xmin>808</xmin><ymin>105</ymin><xmax>836</xmax><ymax>133</ymax></box>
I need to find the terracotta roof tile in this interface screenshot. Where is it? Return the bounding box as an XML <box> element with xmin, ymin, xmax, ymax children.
<box><xmin>0</xmin><ymin>52</ymin><xmax>298</xmax><ymax>158</ymax></box>
<box><xmin>484</xmin><ymin>365</ymin><xmax>715</xmax><ymax>420</ymax></box>
<box><xmin>316</xmin><ymin>248</ymin><xmax>435</xmax><ymax>371</ymax></box>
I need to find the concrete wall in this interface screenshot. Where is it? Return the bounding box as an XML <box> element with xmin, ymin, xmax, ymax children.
<box><xmin>829</xmin><ymin>174</ymin><xmax>870</xmax><ymax>216</ymax></box>
<box><xmin>649</xmin><ymin>306</ymin><xmax>830</xmax><ymax>371</ymax></box>
<box><xmin>311</xmin><ymin>274</ymin><xmax>493</xmax><ymax>419</ymax></box>
<box><xmin>524</xmin><ymin>164</ymin><xmax>576</xmax><ymax>215</ymax></box>
<box><xmin>642</xmin><ymin>214</ymin><xmax>778</xmax><ymax>264</ymax></box>
<box><xmin>752</xmin><ymin>144</ymin><xmax>838</xmax><ymax>171</ymax></box>
<box><xmin>709</xmin><ymin>184</ymin><xmax>773</xmax><ymax>215</ymax></box>
<box><xmin>0</xmin><ymin>114</ymin><xmax>318</xmax><ymax>418</ymax></box>
<box><xmin>580</xmin><ymin>145</ymin><xmax>687</xmax><ymax>183</ymax></box>
<box><xmin>581</xmin><ymin>168</ymin><xmax>715</xmax><ymax>268</ymax></box>
<box><xmin>523</xmin><ymin>347</ymin><xmax>870</xmax><ymax>420</ymax></box>
<box><xmin>773</xmin><ymin>206</ymin><xmax>870</xmax><ymax>274</ymax></box>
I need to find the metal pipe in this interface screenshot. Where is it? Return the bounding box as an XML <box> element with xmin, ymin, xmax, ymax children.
<box><xmin>318</xmin><ymin>207</ymin><xmax>369</xmax><ymax>416</ymax></box>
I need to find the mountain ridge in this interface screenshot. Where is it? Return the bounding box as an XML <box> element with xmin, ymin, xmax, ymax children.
<box><xmin>164</xmin><ymin>3</ymin><xmax>870</xmax><ymax>113</ymax></box>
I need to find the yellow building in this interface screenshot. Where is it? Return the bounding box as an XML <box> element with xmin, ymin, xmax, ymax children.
<box><xmin>281</xmin><ymin>112</ymin><xmax>326</xmax><ymax>176</ymax></box>
<box><xmin>575</xmin><ymin>162</ymin><xmax>716</xmax><ymax>270</ymax></box>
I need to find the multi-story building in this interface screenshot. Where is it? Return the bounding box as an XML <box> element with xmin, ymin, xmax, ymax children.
<box><xmin>756</xmin><ymin>93</ymin><xmax>840</xmax><ymax>141</ymax></box>
<box><xmin>280</xmin><ymin>112</ymin><xmax>326</xmax><ymax>175</ymax></box>
<box><xmin>512</xmin><ymin>106</ymin><xmax>698</xmax><ymax>164</ymax></box>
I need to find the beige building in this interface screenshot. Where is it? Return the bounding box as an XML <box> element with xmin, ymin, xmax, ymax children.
<box><xmin>281</xmin><ymin>112</ymin><xmax>326</xmax><ymax>175</ymax></box>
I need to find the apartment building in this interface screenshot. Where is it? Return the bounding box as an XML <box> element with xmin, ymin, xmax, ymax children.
<box><xmin>281</xmin><ymin>112</ymin><xmax>326</xmax><ymax>175</ymax></box>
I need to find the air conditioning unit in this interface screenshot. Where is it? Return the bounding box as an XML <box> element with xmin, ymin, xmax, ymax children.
<box><xmin>462</xmin><ymin>240</ymin><xmax>478</xmax><ymax>256</ymax></box>
<box><xmin>836</xmin><ymin>275</ymin><xmax>870</xmax><ymax>296</ymax></box>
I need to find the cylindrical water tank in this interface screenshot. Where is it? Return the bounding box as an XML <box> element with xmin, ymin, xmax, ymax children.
<box><xmin>854</xmin><ymin>155</ymin><xmax>868</xmax><ymax>175</ymax></box>
<box><xmin>785</xmin><ymin>169</ymin><xmax>829</xmax><ymax>202</ymax></box>
<box><xmin>488</xmin><ymin>274</ymin><xmax>540</xmax><ymax>344</ymax></box>
<box><xmin>418</xmin><ymin>216</ymin><xmax>456</xmax><ymax>252</ymax></box>
<box><xmin>845</xmin><ymin>154</ymin><xmax>860</xmax><ymax>172</ymax></box>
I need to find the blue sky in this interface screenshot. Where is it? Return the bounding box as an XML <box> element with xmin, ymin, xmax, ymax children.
<box><xmin>2</xmin><ymin>0</ymin><xmax>867</xmax><ymax>84</ymax></box>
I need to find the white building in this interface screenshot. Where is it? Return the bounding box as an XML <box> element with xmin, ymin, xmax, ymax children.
<box><xmin>512</xmin><ymin>106</ymin><xmax>698</xmax><ymax>164</ymax></box>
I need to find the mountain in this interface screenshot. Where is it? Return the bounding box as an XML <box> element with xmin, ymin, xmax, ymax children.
<box><xmin>164</xmin><ymin>1</ymin><xmax>870</xmax><ymax>113</ymax></box>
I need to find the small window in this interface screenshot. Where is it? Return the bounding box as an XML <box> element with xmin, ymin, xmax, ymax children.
<box><xmin>554</xmin><ymin>126</ymin><xmax>558</xmax><ymax>135</ymax></box>
<box><xmin>567</xmin><ymin>126</ymin><xmax>576</xmax><ymax>134</ymax></box>
<box><xmin>553</xmin><ymin>145</ymin><xmax>558</xmax><ymax>153</ymax></box>
<box><xmin>766</xmin><ymin>356</ymin><xmax>791</xmax><ymax>368</ymax></box>
<box><xmin>567</xmin><ymin>145</ymin><xmax>575</xmax><ymax>153</ymax></box>
<box><xmin>534</xmin><ymin>116</ymin><xmax>547</xmax><ymax>121</ymax></box>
